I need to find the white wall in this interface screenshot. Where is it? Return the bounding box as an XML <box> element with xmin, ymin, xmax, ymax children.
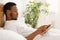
<box><xmin>46</xmin><ymin>0</ymin><xmax>60</xmax><ymax>29</ymax></box>
<box><xmin>56</xmin><ymin>0</ymin><xmax>60</xmax><ymax>29</ymax></box>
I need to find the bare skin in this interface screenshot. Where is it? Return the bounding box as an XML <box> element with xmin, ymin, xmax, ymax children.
<box><xmin>5</xmin><ymin>5</ymin><xmax>51</xmax><ymax>40</ymax></box>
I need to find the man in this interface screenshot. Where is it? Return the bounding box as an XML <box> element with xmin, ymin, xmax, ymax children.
<box><xmin>3</xmin><ymin>2</ymin><xmax>50</xmax><ymax>40</ymax></box>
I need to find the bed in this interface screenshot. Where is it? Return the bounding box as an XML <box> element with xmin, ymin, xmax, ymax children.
<box><xmin>0</xmin><ymin>4</ymin><xmax>4</xmax><ymax>27</ymax></box>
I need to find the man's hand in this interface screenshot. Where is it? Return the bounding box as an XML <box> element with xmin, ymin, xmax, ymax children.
<box><xmin>36</xmin><ymin>24</ymin><xmax>51</xmax><ymax>35</ymax></box>
<box><xmin>26</xmin><ymin>24</ymin><xmax>51</xmax><ymax>40</ymax></box>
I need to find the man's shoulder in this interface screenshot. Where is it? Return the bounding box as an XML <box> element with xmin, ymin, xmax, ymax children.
<box><xmin>5</xmin><ymin>20</ymin><xmax>19</xmax><ymax>25</ymax></box>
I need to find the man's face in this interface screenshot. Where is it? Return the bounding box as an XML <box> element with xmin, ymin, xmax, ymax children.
<box><xmin>10</xmin><ymin>5</ymin><xmax>18</xmax><ymax>20</ymax></box>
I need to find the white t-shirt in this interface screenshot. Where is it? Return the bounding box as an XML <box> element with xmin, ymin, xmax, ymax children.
<box><xmin>0</xmin><ymin>30</ymin><xmax>26</xmax><ymax>40</ymax></box>
<box><xmin>4</xmin><ymin>17</ymin><xmax>36</xmax><ymax>37</ymax></box>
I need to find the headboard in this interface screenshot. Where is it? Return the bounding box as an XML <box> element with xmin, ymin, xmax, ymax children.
<box><xmin>0</xmin><ymin>4</ymin><xmax>4</xmax><ymax>27</ymax></box>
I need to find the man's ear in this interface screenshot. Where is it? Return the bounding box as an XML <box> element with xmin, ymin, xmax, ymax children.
<box><xmin>6</xmin><ymin>10</ymin><xmax>11</xmax><ymax>14</ymax></box>
<box><xmin>6</xmin><ymin>10</ymin><xmax>12</xmax><ymax>16</ymax></box>
<box><xmin>6</xmin><ymin>10</ymin><xmax>12</xmax><ymax>20</ymax></box>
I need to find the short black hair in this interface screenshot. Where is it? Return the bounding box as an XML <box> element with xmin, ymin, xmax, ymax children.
<box><xmin>3</xmin><ymin>2</ymin><xmax>16</xmax><ymax>14</ymax></box>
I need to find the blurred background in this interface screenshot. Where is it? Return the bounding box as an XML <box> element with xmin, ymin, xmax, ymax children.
<box><xmin>0</xmin><ymin>0</ymin><xmax>60</xmax><ymax>29</ymax></box>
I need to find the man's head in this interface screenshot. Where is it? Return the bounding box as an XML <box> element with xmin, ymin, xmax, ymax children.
<box><xmin>3</xmin><ymin>2</ymin><xmax>18</xmax><ymax>20</ymax></box>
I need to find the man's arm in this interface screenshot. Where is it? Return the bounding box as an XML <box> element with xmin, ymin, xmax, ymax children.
<box><xmin>26</xmin><ymin>25</ymin><xmax>48</xmax><ymax>40</ymax></box>
<box><xmin>26</xmin><ymin>30</ymin><xmax>40</xmax><ymax>40</ymax></box>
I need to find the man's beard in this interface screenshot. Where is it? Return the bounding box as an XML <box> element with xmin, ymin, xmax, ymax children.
<box><xmin>12</xmin><ymin>18</ymin><xmax>17</xmax><ymax>20</ymax></box>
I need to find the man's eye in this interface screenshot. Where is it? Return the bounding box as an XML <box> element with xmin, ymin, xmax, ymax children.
<box><xmin>13</xmin><ymin>11</ymin><xmax>17</xmax><ymax>12</ymax></box>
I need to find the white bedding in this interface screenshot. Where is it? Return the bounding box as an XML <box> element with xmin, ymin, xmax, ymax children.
<box><xmin>0</xmin><ymin>30</ymin><xmax>26</xmax><ymax>40</ymax></box>
<box><xmin>33</xmin><ymin>28</ymin><xmax>60</xmax><ymax>40</ymax></box>
<box><xmin>0</xmin><ymin>28</ymin><xmax>60</xmax><ymax>40</ymax></box>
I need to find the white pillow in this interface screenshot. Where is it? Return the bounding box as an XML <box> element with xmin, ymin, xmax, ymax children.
<box><xmin>0</xmin><ymin>30</ymin><xmax>27</xmax><ymax>40</ymax></box>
